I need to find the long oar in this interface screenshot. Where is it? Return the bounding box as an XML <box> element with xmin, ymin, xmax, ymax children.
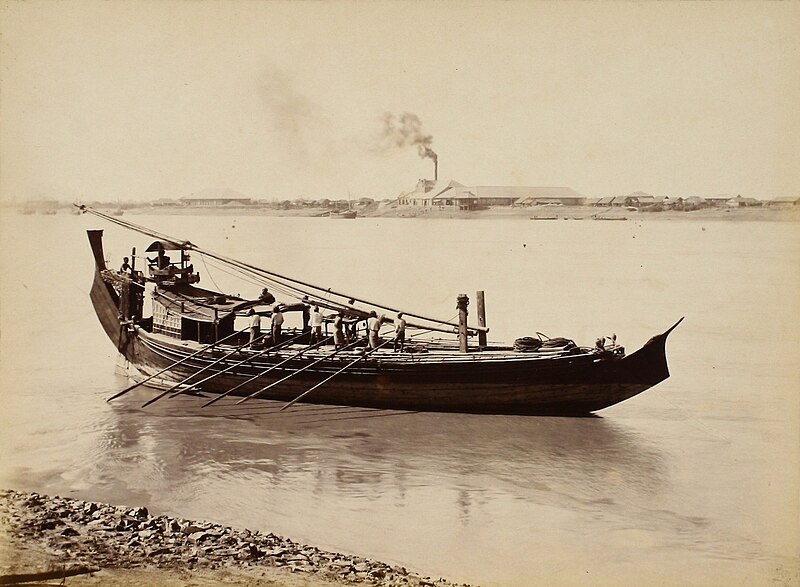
<box><xmin>202</xmin><ymin>337</ymin><xmax>333</xmax><ymax>408</ymax></box>
<box><xmin>280</xmin><ymin>338</ymin><xmax>393</xmax><ymax>411</ymax></box>
<box><xmin>235</xmin><ymin>339</ymin><xmax>363</xmax><ymax>405</ymax></box>
<box><xmin>170</xmin><ymin>331</ymin><xmax>308</xmax><ymax>399</ymax></box>
<box><xmin>106</xmin><ymin>327</ymin><xmax>247</xmax><ymax>402</ymax></box>
<box><xmin>141</xmin><ymin>333</ymin><xmax>267</xmax><ymax>408</ymax></box>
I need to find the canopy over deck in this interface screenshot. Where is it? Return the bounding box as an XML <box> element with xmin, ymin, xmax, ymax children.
<box><xmin>153</xmin><ymin>284</ymin><xmax>246</xmax><ymax>322</ymax></box>
<box><xmin>146</xmin><ymin>239</ymin><xmax>187</xmax><ymax>252</ymax></box>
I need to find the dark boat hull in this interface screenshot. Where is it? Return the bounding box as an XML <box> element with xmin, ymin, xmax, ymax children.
<box><xmin>87</xmin><ymin>230</ymin><xmax>678</xmax><ymax>415</ymax></box>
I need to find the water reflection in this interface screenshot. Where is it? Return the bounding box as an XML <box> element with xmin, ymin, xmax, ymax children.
<box><xmin>102</xmin><ymin>392</ymin><xmax>667</xmax><ymax>523</ymax></box>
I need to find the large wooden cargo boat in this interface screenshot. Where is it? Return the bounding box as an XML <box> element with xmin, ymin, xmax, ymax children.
<box><xmin>81</xmin><ymin>206</ymin><xmax>681</xmax><ymax>415</ymax></box>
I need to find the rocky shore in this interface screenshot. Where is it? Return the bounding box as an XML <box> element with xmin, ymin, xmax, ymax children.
<box><xmin>0</xmin><ymin>489</ymin><xmax>471</xmax><ymax>586</ymax></box>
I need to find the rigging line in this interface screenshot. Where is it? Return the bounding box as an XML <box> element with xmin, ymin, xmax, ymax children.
<box><xmin>78</xmin><ymin>206</ymin><xmax>190</xmax><ymax>247</ymax></box>
<box><xmin>81</xmin><ymin>205</ymin><xmax>480</xmax><ymax>332</ymax></box>
<box><xmin>198</xmin><ymin>252</ymin><xmax>223</xmax><ymax>293</ymax></box>
<box><xmin>202</xmin><ymin>255</ymin><xmax>316</xmax><ymax>301</ymax></box>
<box><xmin>192</xmin><ymin>246</ymin><xmax>473</xmax><ymax>330</ymax></box>
<box><xmin>200</xmin><ymin>256</ymin><xmax>275</xmax><ymax>292</ymax></box>
<box><xmin>200</xmin><ymin>255</ymin><xmax>315</xmax><ymax>305</ymax></box>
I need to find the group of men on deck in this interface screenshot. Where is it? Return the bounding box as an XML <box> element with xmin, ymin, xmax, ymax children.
<box><xmin>247</xmin><ymin>305</ymin><xmax>284</xmax><ymax>347</ymax></box>
<box><xmin>247</xmin><ymin>303</ymin><xmax>406</xmax><ymax>352</ymax></box>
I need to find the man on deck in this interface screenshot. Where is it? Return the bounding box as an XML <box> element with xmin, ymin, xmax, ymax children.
<box><xmin>248</xmin><ymin>308</ymin><xmax>261</xmax><ymax>346</ymax></box>
<box><xmin>147</xmin><ymin>246</ymin><xmax>170</xmax><ymax>269</ymax></box>
<box><xmin>310</xmin><ymin>306</ymin><xmax>324</xmax><ymax>344</ymax></box>
<box><xmin>367</xmin><ymin>311</ymin><xmax>383</xmax><ymax>350</ymax></box>
<box><xmin>271</xmin><ymin>305</ymin><xmax>284</xmax><ymax>344</ymax></box>
<box><xmin>393</xmin><ymin>312</ymin><xmax>407</xmax><ymax>352</ymax></box>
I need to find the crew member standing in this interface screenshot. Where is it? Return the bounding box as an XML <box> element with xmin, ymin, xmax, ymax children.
<box><xmin>367</xmin><ymin>311</ymin><xmax>382</xmax><ymax>350</ymax></box>
<box><xmin>310</xmin><ymin>306</ymin><xmax>324</xmax><ymax>344</ymax></box>
<box><xmin>393</xmin><ymin>312</ymin><xmax>407</xmax><ymax>352</ymax></box>
<box><xmin>271</xmin><ymin>305</ymin><xmax>284</xmax><ymax>344</ymax></box>
<box><xmin>248</xmin><ymin>308</ymin><xmax>261</xmax><ymax>346</ymax></box>
<box><xmin>120</xmin><ymin>257</ymin><xmax>132</xmax><ymax>273</ymax></box>
<box><xmin>333</xmin><ymin>311</ymin><xmax>346</xmax><ymax>349</ymax></box>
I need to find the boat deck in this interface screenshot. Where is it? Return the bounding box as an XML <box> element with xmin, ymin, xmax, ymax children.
<box><xmin>142</xmin><ymin>329</ymin><xmax>606</xmax><ymax>365</ymax></box>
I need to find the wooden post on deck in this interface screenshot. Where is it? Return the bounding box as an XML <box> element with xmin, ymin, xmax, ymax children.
<box><xmin>476</xmin><ymin>290</ymin><xmax>487</xmax><ymax>349</ymax></box>
<box><xmin>457</xmin><ymin>294</ymin><xmax>469</xmax><ymax>353</ymax></box>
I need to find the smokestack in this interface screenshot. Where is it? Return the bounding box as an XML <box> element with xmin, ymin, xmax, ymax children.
<box><xmin>434</xmin><ymin>158</ymin><xmax>438</xmax><ymax>181</ymax></box>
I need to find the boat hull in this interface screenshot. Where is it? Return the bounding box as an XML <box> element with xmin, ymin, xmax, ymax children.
<box><xmin>87</xmin><ymin>229</ymin><xmax>678</xmax><ymax>415</ymax></box>
<box><xmin>112</xmin><ymin>329</ymin><xmax>672</xmax><ymax>415</ymax></box>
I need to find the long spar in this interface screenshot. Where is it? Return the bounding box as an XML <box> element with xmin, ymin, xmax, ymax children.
<box><xmin>201</xmin><ymin>336</ymin><xmax>333</xmax><ymax>408</ymax></box>
<box><xmin>140</xmin><ymin>334</ymin><xmax>266</xmax><ymax>408</ymax></box>
<box><xmin>157</xmin><ymin>332</ymin><xmax>270</xmax><ymax>401</ymax></box>
<box><xmin>169</xmin><ymin>331</ymin><xmax>308</xmax><ymax>399</ymax></box>
<box><xmin>280</xmin><ymin>338</ymin><xmax>394</xmax><ymax>411</ymax></box>
<box><xmin>78</xmin><ymin>206</ymin><xmax>485</xmax><ymax>334</ymax></box>
<box><xmin>105</xmin><ymin>327</ymin><xmax>248</xmax><ymax>402</ymax></box>
<box><xmin>235</xmin><ymin>338</ymin><xmax>364</xmax><ymax>405</ymax></box>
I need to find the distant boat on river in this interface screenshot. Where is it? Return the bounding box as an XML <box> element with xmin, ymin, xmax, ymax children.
<box><xmin>328</xmin><ymin>209</ymin><xmax>357</xmax><ymax>219</ymax></box>
<box><xmin>78</xmin><ymin>205</ymin><xmax>681</xmax><ymax>416</ymax></box>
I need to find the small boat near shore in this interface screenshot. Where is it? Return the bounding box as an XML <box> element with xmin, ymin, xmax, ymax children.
<box><xmin>78</xmin><ymin>205</ymin><xmax>681</xmax><ymax>416</ymax></box>
<box><xmin>328</xmin><ymin>209</ymin><xmax>357</xmax><ymax>219</ymax></box>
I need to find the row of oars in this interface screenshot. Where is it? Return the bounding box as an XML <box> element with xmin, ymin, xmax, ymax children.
<box><xmin>109</xmin><ymin>327</ymin><xmax>395</xmax><ymax>411</ymax></box>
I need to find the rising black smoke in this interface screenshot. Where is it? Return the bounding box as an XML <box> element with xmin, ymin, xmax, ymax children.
<box><xmin>377</xmin><ymin>112</ymin><xmax>438</xmax><ymax>163</ymax></box>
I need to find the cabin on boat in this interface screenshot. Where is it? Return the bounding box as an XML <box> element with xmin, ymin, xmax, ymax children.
<box><xmin>100</xmin><ymin>238</ymin><xmax>361</xmax><ymax>348</ymax></box>
<box><xmin>100</xmin><ymin>239</ymin><xmax>255</xmax><ymax>344</ymax></box>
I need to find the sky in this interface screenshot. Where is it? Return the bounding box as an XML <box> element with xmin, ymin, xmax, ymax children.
<box><xmin>1</xmin><ymin>1</ymin><xmax>799</xmax><ymax>202</ymax></box>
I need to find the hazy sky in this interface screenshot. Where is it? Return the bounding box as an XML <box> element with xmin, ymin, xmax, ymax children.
<box><xmin>2</xmin><ymin>1</ymin><xmax>799</xmax><ymax>202</ymax></box>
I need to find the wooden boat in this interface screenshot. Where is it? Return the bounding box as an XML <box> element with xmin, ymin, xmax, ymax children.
<box><xmin>328</xmin><ymin>209</ymin><xmax>357</xmax><ymax>219</ymax></box>
<box><xmin>79</xmin><ymin>206</ymin><xmax>681</xmax><ymax>416</ymax></box>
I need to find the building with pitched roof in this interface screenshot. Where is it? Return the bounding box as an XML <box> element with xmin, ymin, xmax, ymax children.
<box><xmin>397</xmin><ymin>180</ymin><xmax>584</xmax><ymax>209</ymax></box>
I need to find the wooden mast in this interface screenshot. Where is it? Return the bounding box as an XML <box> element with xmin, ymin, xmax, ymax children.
<box><xmin>476</xmin><ymin>290</ymin><xmax>487</xmax><ymax>348</ymax></box>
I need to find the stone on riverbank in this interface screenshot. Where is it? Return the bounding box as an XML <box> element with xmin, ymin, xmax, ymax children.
<box><xmin>1</xmin><ymin>489</ymin><xmax>472</xmax><ymax>586</ymax></box>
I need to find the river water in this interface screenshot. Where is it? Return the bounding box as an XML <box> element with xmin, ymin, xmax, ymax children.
<box><xmin>1</xmin><ymin>211</ymin><xmax>798</xmax><ymax>586</ymax></box>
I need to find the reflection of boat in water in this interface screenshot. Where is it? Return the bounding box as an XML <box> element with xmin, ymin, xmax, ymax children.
<box><xmin>103</xmin><ymin>396</ymin><xmax>667</xmax><ymax>509</ymax></box>
<box><xmin>79</xmin><ymin>205</ymin><xmax>681</xmax><ymax>416</ymax></box>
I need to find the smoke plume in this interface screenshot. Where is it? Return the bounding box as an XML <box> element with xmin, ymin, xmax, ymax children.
<box><xmin>378</xmin><ymin>112</ymin><xmax>438</xmax><ymax>163</ymax></box>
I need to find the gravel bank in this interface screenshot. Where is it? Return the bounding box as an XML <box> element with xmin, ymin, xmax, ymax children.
<box><xmin>0</xmin><ymin>489</ymin><xmax>471</xmax><ymax>586</ymax></box>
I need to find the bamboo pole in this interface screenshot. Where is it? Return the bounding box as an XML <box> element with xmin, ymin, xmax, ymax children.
<box><xmin>280</xmin><ymin>338</ymin><xmax>393</xmax><ymax>411</ymax></box>
<box><xmin>235</xmin><ymin>338</ymin><xmax>363</xmax><ymax>405</ymax></box>
<box><xmin>141</xmin><ymin>333</ymin><xmax>266</xmax><ymax>408</ymax></box>
<box><xmin>169</xmin><ymin>331</ymin><xmax>308</xmax><ymax>399</ymax></box>
<box><xmin>201</xmin><ymin>337</ymin><xmax>333</xmax><ymax>408</ymax></box>
<box><xmin>106</xmin><ymin>327</ymin><xmax>247</xmax><ymax>402</ymax></box>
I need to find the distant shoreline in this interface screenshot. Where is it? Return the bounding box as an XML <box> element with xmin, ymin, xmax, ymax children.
<box><xmin>80</xmin><ymin>204</ymin><xmax>800</xmax><ymax>222</ymax></box>
<box><xmin>5</xmin><ymin>204</ymin><xmax>799</xmax><ymax>222</ymax></box>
